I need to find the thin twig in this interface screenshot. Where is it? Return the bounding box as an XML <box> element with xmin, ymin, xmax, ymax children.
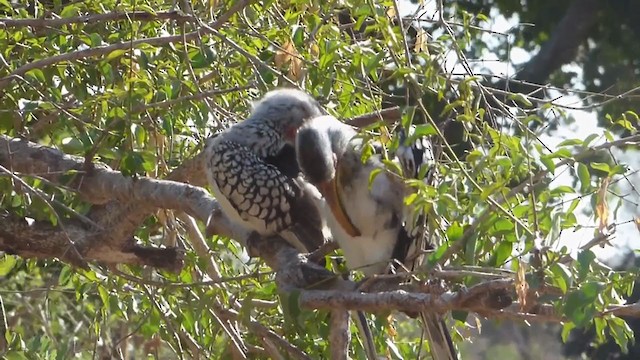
<box><xmin>0</xmin><ymin>11</ymin><xmax>194</xmax><ymax>28</ymax></box>
<box><xmin>0</xmin><ymin>0</ymin><xmax>255</xmax><ymax>90</ymax></box>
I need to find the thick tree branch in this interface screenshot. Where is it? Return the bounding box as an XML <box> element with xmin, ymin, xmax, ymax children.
<box><xmin>300</xmin><ymin>279</ymin><xmax>513</xmax><ymax>313</ymax></box>
<box><xmin>0</xmin><ymin>211</ymin><xmax>183</xmax><ymax>271</ymax></box>
<box><xmin>502</xmin><ymin>0</ymin><xmax>601</xmax><ymax>94</ymax></box>
<box><xmin>0</xmin><ymin>134</ymin><xmax>237</xmax><ymax>269</ymax></box>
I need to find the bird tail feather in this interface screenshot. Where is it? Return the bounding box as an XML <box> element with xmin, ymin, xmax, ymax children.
<box><xmin>353</xmin><ymin>310</ymin><xmax>379</xmax><ymax>360</ymax></box>
<box><xmin>421</xmin><ymin>312</ymin><xmax>458</xmax><ymax>360</ymax></box>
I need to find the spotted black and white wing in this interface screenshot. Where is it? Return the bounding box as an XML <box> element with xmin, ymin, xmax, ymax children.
<box><xmin>395</xmin><ymin>127</ymin><xmax>435</xmax><ymax>181</ymax></box>
<box><xmin>206</xmin><ymin>140</ymin><xmax>324</xmax><ymax>252</ymax></box>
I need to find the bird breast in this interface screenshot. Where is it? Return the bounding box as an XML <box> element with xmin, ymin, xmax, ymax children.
<box><xmin>326</xmin><ymin>158</ymin><xmax>404</xmax><ymax>276</ymax></box>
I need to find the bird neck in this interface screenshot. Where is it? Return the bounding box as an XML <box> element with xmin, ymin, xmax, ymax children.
<box><xmin>224</xmin><ymin>119</ymin><xmax>285</xmax><ymax>158</ymax></box>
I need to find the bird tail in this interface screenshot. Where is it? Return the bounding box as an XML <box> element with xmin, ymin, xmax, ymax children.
<box><xmin>353</xmin><ymin>310</ymin><xmax>379</xmax><ymax>360</ymax></box>
<box><xmin>421</xmin><ymin>312</ymin><xmax>458</xmax><ymax>360</ymax></box>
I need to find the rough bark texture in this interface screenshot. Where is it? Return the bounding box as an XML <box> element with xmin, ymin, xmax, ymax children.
<box><xmin>0</xmin><ymin>135</ymin><xmax>223</xmax><ymax>271</ymax></box>
<box><xmin>329</xmin><ymin>309</ymin><xmax>350</xmax><ymax>360</ymax></box>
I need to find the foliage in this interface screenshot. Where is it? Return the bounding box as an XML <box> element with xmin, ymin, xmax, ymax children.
<box><xmin>0</xmin><ymin>0</ymin><xmax>639</xmax><ymax>358</ymax></box>
<box><xmin>562</xmin><ymin>252</ymin><xmax>640</xmax><ymax>359</ymax></box>
<box><xmin>437</xmin><ymin>0</ymin><xmax>640</xmax><ymax>133</ymax></box>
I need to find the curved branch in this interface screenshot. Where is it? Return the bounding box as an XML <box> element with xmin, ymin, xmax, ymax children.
<box><xmin>0</xmin><ymin>211</ymin><xmax>183</xmax><ymax>271</ymax></box>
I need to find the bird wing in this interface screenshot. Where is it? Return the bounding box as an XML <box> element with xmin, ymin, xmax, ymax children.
<box><xmin>207</xmin><ymin>140</ymin><xmax>324</xmax><ymax>252</ymax></box>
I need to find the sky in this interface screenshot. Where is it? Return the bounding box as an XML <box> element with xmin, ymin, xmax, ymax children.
<box><xmin>398</xmin><ymin>0</ymin><xmax>639</xmax><ymax>264</ymax></box>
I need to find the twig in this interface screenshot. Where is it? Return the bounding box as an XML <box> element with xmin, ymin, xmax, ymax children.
<box><xmin>215</xmin><ymin>306</ymin><xmax>312</xmax><ymax>360</ymax></box>
<box><xmin>329</xmin><ymin>309</ymin><xmax>350</xmax><ymax>360</ymax></box>
<box><xmin>345</xmin><ymin>106</ymin><xmax>402</xmax><ymax>128</ymax></box>
<box><xmin>176</xmin><ymin>213</ymin><xmax>223</xmax><ymax>280</ymax></box>
<box><xmin>0</xmin><ymin>11</ymin><xmax>194</xmax><ymax>28</ymax></box>
<box><xmin>0</xmin><ymin>0</ymin><xmax>255</xmax><ymax>90</ymax></box>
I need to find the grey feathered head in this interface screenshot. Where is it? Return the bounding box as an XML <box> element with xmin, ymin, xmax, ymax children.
<box><xmin>249</xmin><ymin>88</ymin><xmax>325</xmax><ymax>143</ymax></box>
<box><xmin>296</xmin><ymin>115</ymin><xmax>356</xmax><ymax>185</ymax></box>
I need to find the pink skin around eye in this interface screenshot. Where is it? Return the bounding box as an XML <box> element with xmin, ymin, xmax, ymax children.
<box><xmin>284</xmin><ymin>126</ymin><xmax>298</xmax><ymax>143</ymax></box>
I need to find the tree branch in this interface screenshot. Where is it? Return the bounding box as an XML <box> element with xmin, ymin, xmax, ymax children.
<box><xmin>0</xmin><ymin>211</ymin><xmax>183</xmax><ymax>271</ymax></box>
<box><xmin>329</xmin><ymin>309</ymin><xmax>350</xmax><ymax>360</ymax></box>
<box><xmin>501</xmin><ymin>0</ymin><xmax>601</xmax><ymax>94</ymax></box>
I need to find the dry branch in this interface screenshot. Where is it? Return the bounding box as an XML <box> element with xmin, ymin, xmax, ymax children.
<box><xmin>329</xmin><ymin>309</ymin><xmax>350</xmax><ymax>360</ymax></box>
<box><xmin>0</xmin><ymin>211</ymin><xmax>183</xmax><ymax>271</ymax></box>
<box><xmin>0</xmin><ymin>134</ymin><xmax>227</xmax><ymax>270</ymax></box>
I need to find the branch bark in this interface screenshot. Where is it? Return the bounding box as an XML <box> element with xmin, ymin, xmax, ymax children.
<box><xmin>498</xmin><ymin>0</ymin><xmax>601</xmax><ymax>94</ymax></box>
<box><xmin>0</xmin><ymin>134</ymin><xmax>230</xmax><ymax>270</ymax></box>
<box><xmin>0</xmin><ymin>211</ymin><xmax>184</xmax><ymax>271</ymax></box>
<box><xmin>329</xmin><ymin>309</ymin><xmax>350</xmax><ymax>360</ymax></box>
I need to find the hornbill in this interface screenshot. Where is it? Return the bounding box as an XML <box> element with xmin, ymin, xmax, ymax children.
<box><xmin>204</xmin><ymin>89</ymin><xmax>378</xmax><ymax>360</ymax></box>
<box><xmin>295</xmin><ymin>115</ymin><xmax>458</xmax><ymax>360</ymax></box>
<box><xmin>204</xmin><ymin>88</ymin><xmax>327</xmax><ymax>253</ymax></box>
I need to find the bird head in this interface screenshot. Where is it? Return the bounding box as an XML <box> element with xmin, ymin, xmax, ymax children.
<box><xmin>296</xmin><ymin>116</ymin><xmax>338</xmax><ymax>186</ymax></box>
<box><xmin>296</xmin><ymin>115</ymin><xmax>361</xmax><ymax>237</ymax></box>
<box><xmin>250</xmin><ymin>88</ymin><xmax>324</xmax><ymax>145</ymax></box>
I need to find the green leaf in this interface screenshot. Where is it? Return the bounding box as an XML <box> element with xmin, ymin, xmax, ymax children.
<box><xmin>466</xmin><ymin>149</ymin><xmax>483</xmax><ymax>163</ymax></box>
<box><xmin>25</xmin><ymin>69</ymin><xmax>46</xmax><ymax>83</ymax></box>
<box><xmin>89</xmin><ymin>33</ymin><xmax>102</xmax><ymax>47</ymax></box>
<box><xmin>464</xmin><ymin>233</ymin><xmax>477</xmax><ymax>265</ymax></box>
<box><xmin>608</xmin><ymin>316</ymin><xmax>634</xmax><ymax>353</ymax></box>
<box><xmin>60</xmin><ymin>4</ymin><xmax>80</xmax><ymax>17</ymax></box>
<box><xmin>106</xmin><ymin>49</ymin><xmax>128</xmax><ymax>61</ymax></box>
<box><xmin>368</xmin><ymin>167</ymin><xmax>383</xmax><ymax>188</ymax></box>
<box><xmin>577</xmin><ymin>163</ymin><xmax>591</xmax><ymax>193</ymax></box>
<box><xmin>58</xmin><ymin>265</ymin><xmax>72</xmax><ymax>286</ymax></box>
<box><xmin>557</xmin><ymin>138</ymin><xmax>583</xmax><ymax>147</ymax></box>
<box><xmin>549</xmin><ymin>263</ymin><xmax>572</xmax><ymax>293</ymax></box>
<box><xmin>446</xmin><ymin>221</ymin><xmax>464</xmax><ymax>242</ymax></box>
<box><xmin>540</xmin><ymin>155</ymin><xmax>556</xmax><ymax>173</ymax></box>
<box><xmin>493</xmin><ymin>241</ymin><xmax>512</xmax><ymax>266</ymax></box>
<box><xmin>561</xmin><ymin>322</ymin><xmax>576</xmax><ymax>342</ymax></box>
<box><xmin>137</xmin><ymin>3</ymin><xmax>157</xmax><ymax>14</ymax></box>
<box><xmin>451</xmin><ymin>310</ymin><xmax>468</xmax><ymax>323</ymax></box>
<box><xmin>0</xmin><ymin>255</ymin><xmax>16</xmax><ymax>276</ymax></box>
<box><xmin>292</xmin><ymin>26</ymin><xmax>305</xmax><ymax>47</ymax></box>
<box><xmin>508</xmin><ymin>93</ymin><xmax>533</xmax><ymax>107</ymax></box>
<box><xmin>551</xmin><ymin>185</ymin><xmax>575</xmax><ymax>195</ymax></box>
<box><xmin>412</xmin><ymin>123</ymin><xmax>437</xmax><ymax>137</ymax></box>
<box><xmin>590</xmin><ymin>162</ymin><xmax>610</xmax><ymax>173</ymax></box>
<box><xmin>550</xmin><ymin>148</ymin><xmax>572</xmax><ymax>159</ymax></box>
<box><xmin>577</xmin><ymin>250</ymin><xmax>596</xmax><ymax>280</ymax></box>
<box><xmin>582</xmin><ymin>134</ymin><xmax>600</xmax><ymax>147</ymax></box>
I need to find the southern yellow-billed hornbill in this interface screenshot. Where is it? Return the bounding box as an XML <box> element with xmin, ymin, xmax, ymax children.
<box><xmin>296</xmin><ymin>115</ymin><xmax>458</xmax><ymax>360</ymax></box>
<box><xmin>205</xmin><ymin>88</ymin><xmax>327</xmax><ymax>253</ymax></box>
<box><xmin>204</xmin><ymin>89</ymin><xmax>378</xmax><ymax>360</ymax></box>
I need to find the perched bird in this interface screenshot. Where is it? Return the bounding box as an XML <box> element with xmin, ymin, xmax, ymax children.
<box><xmin>295</xmin><ymin>115</ymin><xmax>458</xmax><ymax>360</ymax></box>
<box><xmin>204</xmin><ymin>88</ymin><xmax>327</xmax><ymax>254</ymax></box>
<box><xmin>204</xmin><ymin>90</ymin><xmax>378</xmax><ymax>359</ymax></box>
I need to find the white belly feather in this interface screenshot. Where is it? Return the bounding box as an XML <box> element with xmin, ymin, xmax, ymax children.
<box><xmin>325</xmin><ymin>170</ymin><xmax>401</xmax><ymax>276</ymax></box>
